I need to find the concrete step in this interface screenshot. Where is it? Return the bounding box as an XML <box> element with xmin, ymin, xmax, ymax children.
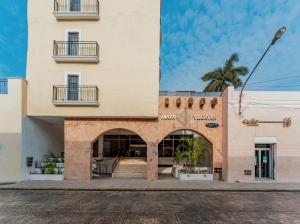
<box><xmin>113</xmin><ymin>158</ymin><xmax>147</xmax><ymax>178</ymax></box>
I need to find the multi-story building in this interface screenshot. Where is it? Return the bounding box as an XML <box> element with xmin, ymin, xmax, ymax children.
<box><xmin>22</xmin><ymin>0</ymin><xmax>224</xmax><ymax>181</ymax></box>
<box><xmin>1</xmin><ymin>0</ymin><xmax>299</xmax><ymax>183</ymax></box>
<box><xmin>24</xmin><ymin>0</ymin><xmax>162</xmax><ymax>180</ymax></box>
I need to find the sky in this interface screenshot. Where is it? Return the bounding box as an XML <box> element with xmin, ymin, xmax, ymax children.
<box><xmin>0</xmin><ymin>0</ymin><xmax>27</xmax><ymax>79</ymax></box>
<box><xmin>0</xmin><ymin>0</ymin><xmax>300</xmax><ymax>91</ymax></box>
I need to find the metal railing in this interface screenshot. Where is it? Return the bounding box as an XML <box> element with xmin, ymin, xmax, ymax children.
<box><xmin>112</xmin><ymin>155</ymin><xmax>122</xmax><ymax>174</ymax></box>
<box><xmin>54</xmin><ymin>0</ymin><xmax>99</xmax><ymax>14</ymax></box>
<box><xmin>93</xmin><ymin>160</ymin><xmax>108</xmax><ymax>176</ymax></box>
<box><xmin>0</xmin><ymin>79</ymin><xmax>8</xmax><ymax>94</ymax></box>
<box><xmin>53</xmin><ymin>85</ymin><xmax>99</xmax><ymax>103</ymax></box>
<box><xmin>53</xmin><ymin>41</ymin><xmax>99</xmax><ymax>57</ymax></box>
<box><xmin>159</xmin><ymin>91</ymin><xmax>221</xmax><ymax>97</ymax></box>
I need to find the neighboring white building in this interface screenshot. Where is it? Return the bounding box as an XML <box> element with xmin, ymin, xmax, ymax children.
<box><xmin>0</xmin><ymin>78</ymin><xmax>26</xmax><ymax>182</ymax></box>
<box><xmin>0</xmin><ymin>78</ymin><xmax>64</xmax><ymax>182</ymax></box>
<box><xmin>223</xmin><ymin>86</ymin><xmax>300</xmax><ymax>182</ymax></box>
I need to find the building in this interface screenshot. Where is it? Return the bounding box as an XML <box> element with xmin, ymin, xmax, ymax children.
<box><xmin>0</xmin><ymin>0</ymin><xmax>299</xmax><ymax>183</ymax></box>
<box><xmin>223</xmin><ymin>87</ymin><xmax>300</xmax><ymax>182</ymax></box>
<box><xmin>0</xmin><ymin>78</ymin><xmax>26</xmax><ymax>182</ymax></box>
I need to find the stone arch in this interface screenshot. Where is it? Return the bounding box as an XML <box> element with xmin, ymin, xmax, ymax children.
<box><xmin>92</xmin><ymin>128</ymin><xmax>148</xmax><ymax>159</ymax></box>
<box><xmin>91</xmin><ymin>127</ymin><xmax>148</xmax><ymax>145</ymax></box>
<box><xmin>157</xmin><ymin>129</ymin><xmax>213</xmax><ymax>170</ymax></box>
<box><xmin>157</xmin><ymin>128</ymin><xmax>214</xmax><ymax>146</ymax></box>
<box><xmin>64</xmin><ymin>119</ymin><xmax>158</xmax><ymax>180</ymax></box>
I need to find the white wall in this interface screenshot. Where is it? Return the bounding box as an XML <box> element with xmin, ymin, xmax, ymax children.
<box><xmin>0</xmin><ymin>78</ymin><xmax>26</xmax><ymax>182</ymax></box>
<box><xmin>225</xmin><ymin>86</ymin><xmax>300</xmax><ymax>182</ymax></box>
<box><xmin>22</xmin><ymin>117</ymin><xmax>64</xmax><ymax>179</ymax></box>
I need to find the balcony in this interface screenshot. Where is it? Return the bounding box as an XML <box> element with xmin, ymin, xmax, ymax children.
<box><xmin>53</xmin><ymin>41</ymin><xmax>99</xmax><ymax>63</ymax></box>
<box><xmin>0</xmin><ymin>80</ymin><xmax>8</xmax><ymax>94</ymax></box>
<box><xmin>53</xmin><ymin>0</ymin><xmax>99</xmax><ymax>20</ymax></box>
<box><xmin>53</xmin><ymin>85</ymin><xmax>99</xmax><ymax>106</ymax></box>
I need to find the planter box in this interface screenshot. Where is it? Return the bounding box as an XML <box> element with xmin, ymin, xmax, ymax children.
<box><xmin>178</xmin><ymin>173</ymin><xmax>213</xmax><ymax>181</ymax></box>
<box><xmin>27</xmin><ymin>174</ymin><xmax>64</xmax><ymax>181</ymax></box>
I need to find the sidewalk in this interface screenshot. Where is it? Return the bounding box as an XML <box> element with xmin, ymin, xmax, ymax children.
<box><xmin>1</xmin><ymin>178</ymin><xmax>300</xmax><ymax>191</ymax></box>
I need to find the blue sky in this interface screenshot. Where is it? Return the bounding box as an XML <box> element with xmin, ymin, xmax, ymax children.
<box><xmin>0</xmin><ymin>1</ymin><xmax>300</xmax><ymax>91</ymax></box>
<box><xmin>0</xmin><ymin>0</ymin><xmax>27</xmax><ymax>79</ymax></box>
<box><xmin>161</xmin><ymin>0</ymin><xmax>300</xmax><ymax>91</ymax></box>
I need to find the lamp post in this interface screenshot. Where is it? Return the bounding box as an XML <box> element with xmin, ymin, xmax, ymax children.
<box><xmin>238</xmin><ymin>26</ymin><xmax>286</xmax><ymax>115</ymax></box>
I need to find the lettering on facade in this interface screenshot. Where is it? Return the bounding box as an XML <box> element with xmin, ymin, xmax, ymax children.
<box><xmin>160</xmin><ymin>114</ymin><xmax>217</xmax><ymax>121</ymax></box>
<box><xmin>160</xmin><ymin>114</ymin><xmax>176</xmax><ymax>120</ymax></box>
<box><xmin>243</xmin><ymin>117</ymin><xmax>292</xmax><ymax>128</ymax></box>
<box><xmin>193</xmin><ymin>115</ymin><xmax>217</xmax><ymax>121</ymax></box>
<box><xmin>206</xmin><ymin>123</ymin><xmax>220</xmax><ymax>128</ymax></box>
<box><xmin>242</xmin><ymin>119</ymin><xmax>259</xmax><ymax>126</ymax></box>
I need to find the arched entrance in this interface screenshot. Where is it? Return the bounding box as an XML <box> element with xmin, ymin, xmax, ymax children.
<box><xmin>91</xmin><ymin>128</ymin><xmax>147</xmax><ymax>178</ymax></box>
<box><xmin>158</xmin><ymin>129</ymin><xmax>213</xmax><ymax>175</ymax></box>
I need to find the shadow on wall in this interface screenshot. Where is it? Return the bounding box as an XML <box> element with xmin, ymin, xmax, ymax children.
<box><xmin>21</xmin><ymin>117</ymin><xmax>64</xmax><ymax>179</ymax></box>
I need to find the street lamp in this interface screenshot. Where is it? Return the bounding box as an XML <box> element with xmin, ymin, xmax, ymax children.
<box><xmin>238</xmin><ymin>26</ymin><xmax>286</xmax><ymax>115</ymax></box>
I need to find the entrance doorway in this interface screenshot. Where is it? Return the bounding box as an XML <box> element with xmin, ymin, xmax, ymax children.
<box><xmin>255</xmin><ymin>144</ymin><xmax>275</xmax><ymax>180</ymax></box>
<box><xmin>91</xmin><ymin>129</ymin><xmax>147</xmax><ymax>178</ymax></box>
<box><xmin>158</xmin><ymin>130</ymin><xmax>212</xmax><ymax>175</ymax></box>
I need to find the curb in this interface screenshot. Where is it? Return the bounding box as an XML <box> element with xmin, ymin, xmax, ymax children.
<box><xmin>1</xmin><ymin>188</ymin><xmax>300</xmax><ymax>192</ymax></box>
<box><xmin>0</xmin><ymin>182</ymin><xmax>16</xmax><ymax>186</ymax></box>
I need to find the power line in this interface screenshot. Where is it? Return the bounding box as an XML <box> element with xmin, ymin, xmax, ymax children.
<box><xmin>247</xmin><ymin>74</ymin><xmax>300</xmax><ymax>86</ymax></box>
<box><xmin>246</xmin><ymin>84</ymin><xmax>300</xmax><ymax>88</ymax></box>
<box><xmin>228</xmin><ymin>101</ymin><xmax>300</xmax><ymax>110</ymax></box>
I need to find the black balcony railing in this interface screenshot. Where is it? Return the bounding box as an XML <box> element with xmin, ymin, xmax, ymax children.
<box><xmin>53</xmin><ymin>41</ymin><xmax>99</xmax><ymax>58</ymax></box>
<box><xmin>53</xmin><ymin>85</ymin><xmax>99</xmax><ymax>103</ymax></box>
<box><xmin>0</xmin><ymin>79</ymin><xmax>8</xmax><ymax>94</ymax></box>
<box><xmin>54</xmin><ymin>0</ymin><xmax>99</xmax><ymax>14</ymax></box>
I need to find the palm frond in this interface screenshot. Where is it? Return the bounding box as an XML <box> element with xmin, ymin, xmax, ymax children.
<box><xmin>201</xmin><ymin>68</ymin><xmax>222</xmax><ymax>81</ymax></box>
<box><xmin>223</xmin><ymin>53</ymin><xmax>239</xmax><ymax>72</ymax></box>
<box><xmin>231</xmin><ymin>66</ymin><xmax>249</xmax><ymax>76</ymax></box>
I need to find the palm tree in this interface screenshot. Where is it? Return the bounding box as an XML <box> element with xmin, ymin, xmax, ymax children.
<box><xmin>201</xmin><ymin>53</ymin><xmax>249</xmax><ymax>92</ymax></box>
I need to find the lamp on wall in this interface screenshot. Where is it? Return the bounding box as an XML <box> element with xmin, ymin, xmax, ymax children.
<box><xmin>165</xmin><ymin>98</ymin><xmax>169</xmax><ymax>108</ymax></box>
<box><xmin>211</xmin><ymin>98</ymin><xmax>218</xmax><ymax>108</ymax></box>
<box><xmin>200</xmin><ymin>98</ymin><xmax>206</xmax><ymax>109</ymax></box>
<box><xmin>176</xmin><ymin>97</ymin><xmax>181</xmax><ymax>108</ymax></box>
<box><xmin>188</xmin><ymin>97</ymin><xmax>193</xmax><ymax>108</ymax></box>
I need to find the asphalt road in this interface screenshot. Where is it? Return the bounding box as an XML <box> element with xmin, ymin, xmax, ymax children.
<box><xmin>0</xmin><ymin>190</ymin><xmax>300</xmax><ymax>224</ymax></box>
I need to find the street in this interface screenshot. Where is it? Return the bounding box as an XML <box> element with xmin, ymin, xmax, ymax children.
<box><xmin>0</xmin><ymin>190</ymin><xmax>300</xmax><ymax>223</ymax></box>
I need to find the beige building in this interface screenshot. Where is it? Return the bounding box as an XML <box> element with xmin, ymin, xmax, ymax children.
<box><xmin>26</xmin><ymin>0</ymin><xmax>161</xmax><ymax>118</ymax></box>
<box><xmin>2</xmin><ymin>0</ymin><xmax>163</xmax><ymax>182</ymax></box>
<box><xmin>1</xmin><ymin>0</ymin><xmax>300</xmax><ymax>183</ymax></box>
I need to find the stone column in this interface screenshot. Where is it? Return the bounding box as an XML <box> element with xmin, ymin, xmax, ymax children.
<box><xmin>65</xmin><ymin>140</ymin><xmax>92</xmax><ymax>180</ymax></box>
<box><xmin>147</xmin><ymin>142</ymin><xmax>158</xmax><ymax>181</ymax></box>
<box><xmin>64</xmin><ymin>121</ymin><xmax>92</xmax><ymax>180</ymax></box>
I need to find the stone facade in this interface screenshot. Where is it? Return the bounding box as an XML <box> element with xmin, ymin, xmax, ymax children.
<box><xmin>64</xmin><ymin>95</ymin><xmax>223</xmax><ymax>180</ymax></box>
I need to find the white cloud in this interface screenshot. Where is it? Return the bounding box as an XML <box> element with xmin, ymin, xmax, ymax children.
<box><xmin>160</xmin><ymin>0</ymin><xmax>300</xmax><ymax>91</ymax></box>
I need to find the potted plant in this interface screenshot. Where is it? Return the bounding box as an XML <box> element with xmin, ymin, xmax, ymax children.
<box><xmin>176</xmin><ymin>137</ymin><xmax>213</xmax><ymax>181</ymax></box>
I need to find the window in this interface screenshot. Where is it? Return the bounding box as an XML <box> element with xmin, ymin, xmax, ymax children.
<box><xmin>67</xmin><ymin>32</ymin><xmax>79</xmax><ymax>56</ymax></box>
<box><xmin>70</xmin><ymin>0</ymin><xmax>81</xmax><ymax>12</ymax></box>
<box><xmin>65</xmin><ymin>73</ymin><xmax>81</xmax><ymax>101</ymax></box>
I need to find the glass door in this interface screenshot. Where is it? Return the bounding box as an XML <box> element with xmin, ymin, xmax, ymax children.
<box><xmin>255</xmin><ymin>144</ymin><xmax>274</xmax><ymax>180</ymax></box>
<box><xmin>68</xmin><ymin>32</ymin><xmax>79</xmax><ymax>56</ymax></box>
<box><xmin>67</xmin><ymin>75</ymin><xmax>79</xmax><ymax>101</ymax></box>
<box><xmin>70</xmin><ymin>0</ymin><xmax>81</xmax><ymax>12</ymax></box>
